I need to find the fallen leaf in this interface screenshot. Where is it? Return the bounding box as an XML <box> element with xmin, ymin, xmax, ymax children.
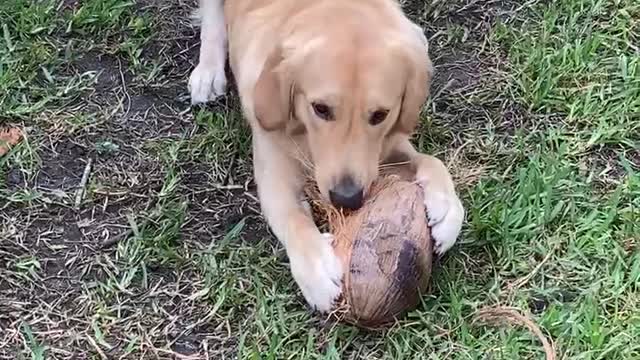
<box><xmin>0</xmin><ymin>127</ymin><xmax>23</xmax><ymax>157</ymax></box>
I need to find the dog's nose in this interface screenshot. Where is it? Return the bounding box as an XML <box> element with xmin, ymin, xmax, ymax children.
<box><xmin>329</xmin><ymin>177</ymin><xmax>364</xmax><ymax>210</ymax></box>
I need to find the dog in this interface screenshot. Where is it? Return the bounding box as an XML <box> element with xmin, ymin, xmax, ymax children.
<box><xmin>189</xmin><ymin>0</ymin><xmax>465</xmax><ymax>313</ymax></box>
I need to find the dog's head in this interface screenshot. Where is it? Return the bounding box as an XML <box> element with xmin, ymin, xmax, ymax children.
<box><xmin>253</xmin><ymin>15</ymin><xmax>433</xmax><ymax>210</ymax></box>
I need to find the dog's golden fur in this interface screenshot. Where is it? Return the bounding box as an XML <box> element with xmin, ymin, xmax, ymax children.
<box><xmin>189</xmin><ymin>0</ymin><xmax>465</xmax><ymax>312</ymax></box>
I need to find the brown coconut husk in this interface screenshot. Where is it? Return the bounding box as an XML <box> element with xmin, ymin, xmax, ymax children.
<box><xmin>304</xmin><ymin>166</ymin><xmax>433</xmax><ymax>328</ymax></box>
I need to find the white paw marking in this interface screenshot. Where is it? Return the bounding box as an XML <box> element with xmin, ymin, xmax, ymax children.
<box><xmin>188</xmin><ymin>62</ymin><xmax>227</xmax><ymax>104</ymax></box>
<box><xmin>418</xmin><ymin>183</ymin><xmax>465</xmax><ymax>256</ymax></box>
<box><xmin>288</xmin><ymin>233</ymin><xmax>343</xmax><ymax>313</ymax></box>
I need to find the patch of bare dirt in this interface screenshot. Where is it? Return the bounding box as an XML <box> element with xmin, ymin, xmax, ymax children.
<box><xmin>73</xmin><ymin>51</ymin><xmax>123</xmax><ymax>91</ymax></box>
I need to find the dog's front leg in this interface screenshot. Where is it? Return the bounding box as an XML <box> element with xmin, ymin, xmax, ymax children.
<box><xmin>189</xmin><ymin>0</ymin><xmax>227</xmax><ymax>104</ymax></box>
<box><xmin>252</xmin><ymin>136</ymin><xmax>343</xmax><ymax>312</ymax></box>
<box><xmin>389</xmin><ymin>139</ymin><xmax>465</xmax><ymax>255</ymax></box>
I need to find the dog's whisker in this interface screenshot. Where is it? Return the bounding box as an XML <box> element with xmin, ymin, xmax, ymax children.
<box><xmin>378</xmin><ymin>160</ymin><xmax>411</xmax><ymax>170</ymax></box>
<box><xmin>288</xmin><ymin>136</ymin><xmax>316</xmax><ymax>173</ymax></box>
<box><xmin>293</xmin><ymin>150</ymin><xmax>315</xmax><ymax>172</ymax></box>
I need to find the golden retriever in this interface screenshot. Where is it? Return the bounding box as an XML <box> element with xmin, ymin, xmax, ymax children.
<box><xmin>189</xmin><ymin>0</ymin><xmax>465</xmax><ymax>312</ymax></box>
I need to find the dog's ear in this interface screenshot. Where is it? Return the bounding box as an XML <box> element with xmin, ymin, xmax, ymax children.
<box><xmin>254</xmin><ymin>35</ymin><xmax>325</xmax><ymax>133</ymax></box>
<box><xmin>253</xmin><ymin>47</ymin><xmax>292</xmax><ymax>131</ymax></box>
<box><xmin>395</xmin><ymin>26</ymin><xmax>434</xmax><ymax>134</ymax></box>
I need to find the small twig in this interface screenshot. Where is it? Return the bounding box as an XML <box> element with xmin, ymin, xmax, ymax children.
<box><xmin>85</xmin><ymin>334</ymin><xmax>108</xmax><ymax>360</ymax></box>
<box><xmin>203</xmin><ymin>340</ymin><xmax>210</xmax><ymax>360</ymax></box>
<box><xmin>100</xmin><ymin>217</ymin><xmax>150</xmax><ymax>249</ymax></box>
<box><xmin>117</xmin><ymin>58</ymin><xmax>132</xmax><ymax>119</ymax></box>
<box><xmin>222</xmin><ymin>151</ymin><xmax>237</xmax><ymax>185</ymax></box>
<box><xmin>508</xmin><ymin>245</ymin><xmax>556</xmax><ymax>291</ymax></box>
<box><xmin>430</xmin><ymin>78</ymin><xmax>457</xmax><ymax>111</ymax></box>
<box><xmin>100</xmin><ymin>230</ymin><xmax>131</xmax><ymax>249</ymax></box>
<box><xmin>473</xmin><ymin>306</ymin><xmax>556</xmax><ymax>360</ymax></box>
<box><xmin>153</xmin><ymin>347</ymin><xmax>201</xmax><ymax>360</ymax></box>
<box><xmin>446</xmin><ymin>140</ymin><xmax>471</xmax><ymax>169</ymax></box>
<box><xmin>212</xmin><ymin>183</ymin><xmax>244</xmax><ymax>190</ymax></box>
<box><xmin>74</xmin><ymin>158</ymin><xmax>93</xmax><ymax>208</ymax></box>
<box><xmin>244</xmin><ymin>192</ymin><xmax>259</xmax><ymax>204</ymax></box>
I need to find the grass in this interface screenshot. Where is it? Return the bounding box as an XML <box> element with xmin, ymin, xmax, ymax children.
<box><xmin>1</xmin><ymin>0</ymin><xmax>639</xmax><ymax>358</ymax></box>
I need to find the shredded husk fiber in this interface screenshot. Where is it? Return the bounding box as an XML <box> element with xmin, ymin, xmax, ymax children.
<box><xmin>304</xmin><ymin>173</ymin><xmax>433</xmax><ymax>327</ymax></box>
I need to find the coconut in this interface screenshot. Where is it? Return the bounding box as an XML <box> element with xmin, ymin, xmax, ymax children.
<box><xmin>305</xmin><ymin>172</ymin><xmax>434</xmax><ymax>328</ymax></box>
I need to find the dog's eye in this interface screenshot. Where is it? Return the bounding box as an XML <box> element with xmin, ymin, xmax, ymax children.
<box><xmin>312</xmin><ymin>102</ymin><xmax>333</xmax><ymax>121</ymax></box>
<box><xmin>369</xmin><ymin>109</ymin><xmax>389</xmax><ymax>126</ymax></box>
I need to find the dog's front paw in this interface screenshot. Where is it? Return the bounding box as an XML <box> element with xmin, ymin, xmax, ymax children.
<box><xmin>288</xmin><ymin>233</ymin><xmax>343</xmax><ymax>313</ymax></box>
<box><xmin>418</xmin><ymin>183</ymin><xmax>465</xmax><ymax>256</ymax></box>
<box><xmin>188</xmin><ymin>62</ymin><xmax>227</xmax><ymax>104</ymax></box>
